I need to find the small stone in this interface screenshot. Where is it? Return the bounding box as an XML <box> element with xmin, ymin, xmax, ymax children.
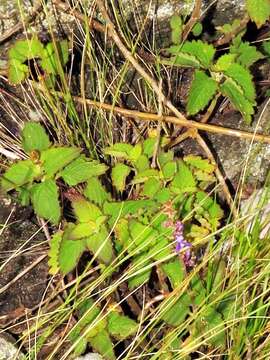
<box><xmin>0</xmin><ymin>335</ymin><xmax>24</xmax><ymax>360</ymax></box>
<box><xmin>75</xmin><ymin>353</ymin><xmax>104</xmax><ymax>360</ymax></box>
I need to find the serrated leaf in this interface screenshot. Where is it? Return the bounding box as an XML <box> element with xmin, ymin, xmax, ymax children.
<box><xmin>1</xmin><ymin>160</ymin><xmax>40</xmax><ymax>191</ymax></box>
<box><xmin>129</xmin><ymin>220</ymin><xmax>158</xmax><ymax>249</ymax></box>
<box><xmin>72</xmin><ymin>199</ymin><xmax>102</xmax><ymax>223</ymax></box>
<box><xmin>132</xmin><ymin>168</ymin><xmax>159</xmax><ymax>184</ymax></box>
<box><xmin>84</xmin><ymin>177</ymin><xmax>111</xmax><ymax>206</ymax></box>
<box><xmin>134</xmin><ymin>154</ymin><xmax>149</xmax><ymax>172</ymax></box>
<box><xmin>68</xmin><ymin>222</ymin><xmax>97</xmax><ymax>240</ymax></box>
<box><xmin>130</xmin><ymin>143</ymin><xmax>142</xmax><ymax>162</ymax></box>
<box><xmin>60</xmin><ymin>156</ymin><xmax>108</xmax><ymax>185</ymax></box>
<box><xmin>216</xmin><ymin>19</ymin><xmax>241</xmax><ymax>35</ymax></box>
<box><xmin>8</xmin><ymin>58</ymin><xmax>29</xmax><ymax>84</ymax></box>
<box><xmin>30</xmin><ymin>179</ymin><xmax>61</xmax><ymax>224</ymax></box>
<box><xmin>230</xmin><ymin>40</ymin><xmax>264</xmax><ymax>68</ymax></box>
<box><xmin>48</xmin><ymin>231</ymin><xmax>63</xmax><ymax>274</ymax></box>
<box><xmin>58</xmin><ymin>238</ymin><xmax>85</xmax><ymax>274</ymax></box>
<box><xmin>170</xmin><ymin>15</ymin><xmax>183</xmax><ymax>44</ymax></box>
<box><xmin>162</xmin><ymin>259</ymin><xmax>185</xmax><ymax>289</ymax></box>
<box><xmin>108</xmin><ymin>312</ymin><xmax>138</xmax><ymax>339</ymax></box>
<box><xmin>128</xmin><ymin>254</ymin><xmax>152</xmax><ymax>289</ymax></box>
<box><xmin>148</xmin><ymin>237</ymin><xmax>170</xmax><ymax>261</ymax></box>
<box><xmin>246</xmin><ymin>0</ymin><xmax>270</xmax><ymax>28</ymax></box>
<box><xmin>8</xmin><ymin>37</ymin><xmax>44</xmax><ymax>63</ymax></box>
<box><xmin>142</xmin><ymin>177</ymin><xmax>161</xmax><ymax>197</ymax></box>
<box><xmin>154</xmin><ymin>188</ymin><xmax>171</xmax><ymax>203</ymax></box>
<box><xmin>187</xmin><ymin>70</ymin><xmax>218</xmax><ymax>115</ymax></box>
<box><xmin>143</xmin><ymin>138</ymin><xmax>157</xmax><ymax>158</ymax></box>
<box><xmin>161</xmin><ymin>294</ymin><xmax>191</xmax><ymax>326</ymax></box>
<box><xmin>184</xmin><ymin>155</ymin><xmax>215</xmax><ymax>173</ymax></box>
<box><xmin>89</xmin><ymin>330</ymin><xmax>115</xmax><ymax>360</ymax></box>
<box><xmin>158</xmin><ymin>150</ymin><xmax>174</xmax><ymax>168</ymax></box>
<box><xmin>111</xmin><ymin>163</ymin><xmax>131</xmax><ymax>192</ymax></box>
<box><xmin>167</xmin><ymin>47</ymin><xmax>201</xmax><ymax>68</ymax></box>
<box><xmin>40</xmin><ymin>40</ymin><xmax>69</xmax><ymax>74</ymax></box>
<box><xmin>213</xmin><ymin>54</ymin><xmax>236</xmax><ymax>71</ymax></box>
<box><xmin>40</xmin><ymin>147</ymin><xmax>81</xmax><ymax>177</ymax></box>
<box><xmin>161</xmin><ymin>161</ymin><xmax>177</xmax><ymax>179</ymax></box>
<box><xmin>86</xmin><ymin>225</ymin><xmax>113</xmax><ymax>264</ymax></box>
<box><xmin>114</xmin><ymin>218</ymin><xmax>130</xmax><ymax>249</ymax></box>
<box><xmin>22</xmin><ymin>122</ymin><xmax>50</xmax><ymax>153</ymax></box>
<box><xmin>223</xmin><ymin>63</ymin><xmax>255</xmax><ymax>101</ymax></box>
<box><xmin>104</xmin><ymin>143</ymin><xmax>133</xmax><ymax>159</ymax></box>
<box><xmin>171</xmin><ymin>161</ymin><xmax>197</xmax><ymax>193</ymax></box>
<box><xmin>181</xmin><ymin>40</ymin><xmax>215</xmax><ymax>68</ymax></box>
<box><xmin>220</xmin><ymin>78</ymin><xmax>255</xmax><ymax>124</ymax></box>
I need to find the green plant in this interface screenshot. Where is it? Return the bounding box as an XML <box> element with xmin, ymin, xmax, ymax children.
<box><xmin>8</xmin><ymin>36</ymin><xmax>69</xmax><ymax>85</ymax></box>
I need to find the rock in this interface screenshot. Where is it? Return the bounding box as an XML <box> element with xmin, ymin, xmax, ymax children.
<box><xmin>0</xmin><ymin>334</ymin><xmax>24</xmax><ymax>360</ymax></box>
<box><xmin>121</xmin><ymin>0</ymin><xmax>246</xmax><ymax>46</ymax></box>
<box><xmin>75</xmin><ymin>353</ymin><xmax>104</xmax><ymax>360</ymax></box>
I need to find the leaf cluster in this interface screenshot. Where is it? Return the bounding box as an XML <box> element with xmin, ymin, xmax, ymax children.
<box><xmin>8</xmin><ymin>36</ymin><xmax>69</xmax><ymax>85</ymax></box>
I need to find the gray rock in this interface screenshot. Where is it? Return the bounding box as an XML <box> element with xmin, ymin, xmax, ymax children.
<box><xmin>0</xmin><ymin>335</ymin><xmax>24</xmax><ymax>360</ymax></box>
<box><xmin>75</xmin><ymin>353</ymin><xmax>104</xmax><ymax>360</ymax></box>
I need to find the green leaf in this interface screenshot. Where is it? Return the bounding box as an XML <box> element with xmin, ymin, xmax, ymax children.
<box><xmin>128</xmin><ymin>254</ymin><xmax>152</xmax><ymax>289</ymax></box>
<box><xmin>132</xmin><ymin>169</ymin><xmax>159</xmax><ymax>184</ymax></box>
<box><xmin>192</xmin><ymin>22</ymin><xmax>203</xmax><ymax>37</ymax></box>
<box><xmin>246</xmin><ymin>0</ymin><xmax>270</xmax><ymax>28</ymax></box>
<box><xmin>89</xmin><ymin>330</ymin><xmax>115</xmax><ymax>360</ymax></box>
<box><xmin>213</xmin><ymin>54</ymin><xmax>236</xmax><ymax>71</ymax></box>
<box><xmin>220</xmin><ymin>78</ymin><xmax>255</xmax><ymax>124</ymax></box>
<box><xmin>263</xmin><ymin>41</ymin><xmax>270</xmax><ymax>57</ymax></box>
<box><xmin>162</xmin><ymin>259</ymin><xmax>185</xmax><ymax>289</ymax></box>
<box><xmin>40</xmin><ymin>40</ymin><xmax>69</xmax><ymax>74</ymax></box>
<box><xmin>8</xmin><ymin>37</ymin><xmax>44</xmax><ymax>63</ymax></box>
<box><xmin>181</xmin><ymin>40</ymin><xmax>216</xmax><ymax>68</ymax></box>
<box><xmin>147</xmin><ymin>238</ymin><xmax>170</xmax><ymax>261</ymax></box>
<box><xmin>22</xmin><ymin>122</ymin><xmax>50</xmax><ymax>153</ymax></box>
<box><xmin>8</xmin><ymin>58</ymin><xmax>29</xmax><ymax>84</ymax></box>
<box><xmin>60</xmin><ymin>156</ymin><xmax>108</xmax><ymax>185</ymax></box>
<box><xmin>129</xmin><ymin>220</ymin><xmax>158</xmax><ymax>249</ymax></box>
<box><xmin>84</xmin><ymin>177</ymin><xmax>111</xmax><ymax>206</ymax></box>
<box><xmin>111</xmin><ymin>163</ymin><xmax>131</xmax><ymax>192</ymax></box>
<box><xmin>167</xmin><ymin>47</ymin><xmax>201</xmax><ymax>68</ymax></box>
<box><xmin>142</xmin><ymin>177</ymin><xmax>161</xmax><ymax>197</ymax></box>
<box><xmin>86</xmin><ymin>225</ymin><xmax>114</xmax><ymax>264</ymax></box>
<box><xmin>18</xmin><ymin>187</ymin><xmax>30</xmax><ymax>206</ymax></box>
<box><xmin>40</xmin><ymin>147</ymin><xmax>81</xmax><ymax>177</ymax></box>
<box><xmin>134</xmin><ymin>154</ymin><xmax>149</xmax><ymax>172</ymax></box>
<box><xmin>161</xmin><ymin>161</ymin><xmax>177</xmax><ymax>179</ymax></box>
<box><xmin>130</xmin><ymin>143</ymin><xmax>142</xmax><ymax>162</ymax></box>
<box><xmin>68</xmin><ymin>222</ymin><xmax>97</xmax><ymax>240</ymax></box>
<box><xmin>195</xmin><ymin>307</ymin><xmax>225</xmax><ymax>346</ymax></box>
<box><xmin>1</xmin><ymin>160</ymin><xmax>40</xmax><ymax>191</ymax></box>
<box><xmin>171</xmin><ymin>161</ymin><xmax>197</xmax><ymax>193</ymax></box>
<box><xmin>114</xmin><ymin>218</ymin><xmax>130</xmax><ymax>249</ymax></box>
<box><xmin>48</xmin><ymin>230</ymin><xmax>63</xmax><ymax>275</ymax></box>
<box><xmin>154</xmin><ymin>188</ymin><xmax>171</xmax><ymax>203</ymax></box>
<box><xmin>216</xmin><ymin>19</ymin><xmax>241</xmax><ymax>35</ymax></box>
<box><xmin>223</xmin><ymin>63</ymin><xmax>255</xmax><ymax>102</ymax></box>
<box><xmin>230</xmin><ymin>40</ymin><xmax>264</xmax><ymax>68</ymax></box>
<box><xmin>161</xmin><ymin>294</ymin><xmax>191</xmax><ymax>326</ymax></box>
<box><xmin>184</xmin><ymin>155</ymin><xmax>215</xmax><ymax>173</ymax></box>
<box><xmin>143</xmin><ymin>138</ymin><xmax>157</xmax><ymax>158</ymax></box>
<box><xmin>58</xmin><ymin>230</ymin><xmax>85</xmax><ymax>274</ymax></box>
<box><xmin>30</xmin><ymin>179</ymin><xmax>61</xmax><ymax>224</ymax></box>
<box><xmin>104</xmin><ymin>143</ymin><xmax>133</xmax><ymax>159</ymax></box>
<box><xmin>170</xmin><ymin>15</ymin><xmax>183</xmax><ymax>44</ymax></box>
<box><xmin>107</xmin><ymin>312</ymin><xmax>138</xmax><ymax>339</ymax></box>
<box><xmin>187</xmin><ymin>70</ymin><xmax>218</xmax><ymax>115</ymax></box>
<box><xmin>72</xmin><ymin>199</ymin><xmax>102</xmax><ymax>223</ymax></box>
